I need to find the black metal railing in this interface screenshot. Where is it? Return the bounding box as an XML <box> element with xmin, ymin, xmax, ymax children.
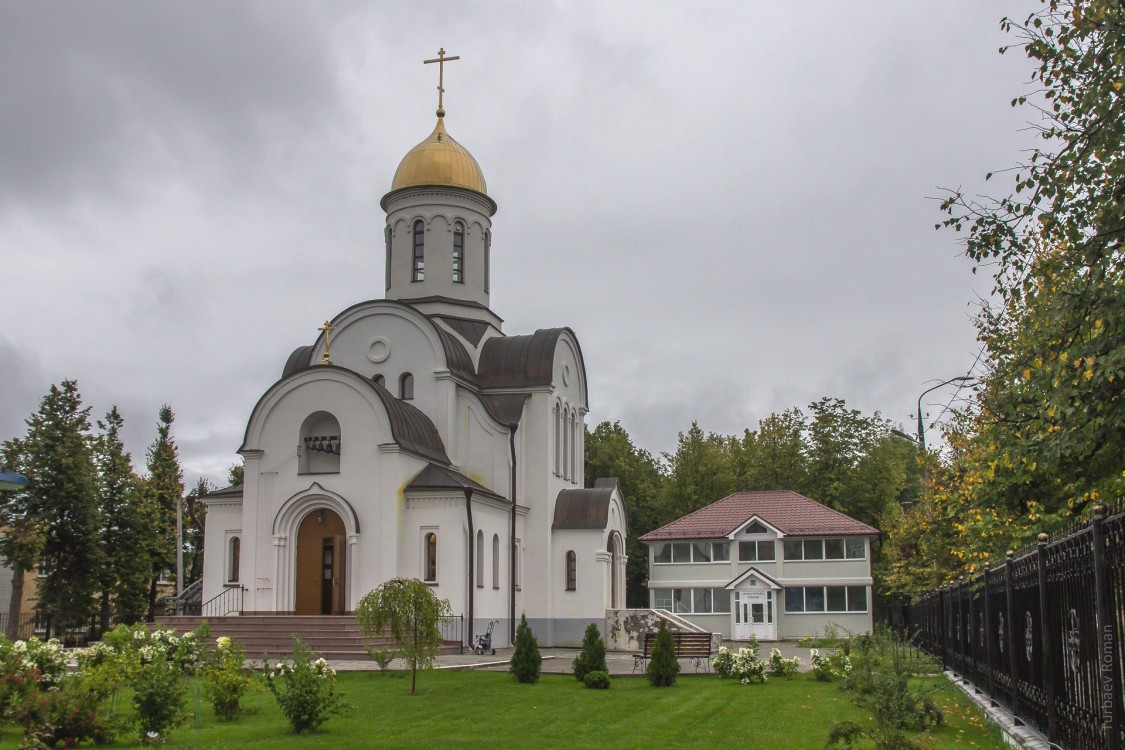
<box><xmin>440</xmin><ymin>614</ymin><xmax>464</xmax><ymax>654</ymax></box>
<box><xmin>200</xmin><ymin>585</ymin><xmax>245</xmax><ymax>617</ymax></box>
<box><xmin>907</xmin><ymin>504</ymin><xmax>1124</xmax><ymax>750</ymax></box>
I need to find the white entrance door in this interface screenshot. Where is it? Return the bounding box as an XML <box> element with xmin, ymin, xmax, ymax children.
<box><xmin>734</xmin><ymin>590</ymin><xmax>775</xmax><ymax>641</ymax></box>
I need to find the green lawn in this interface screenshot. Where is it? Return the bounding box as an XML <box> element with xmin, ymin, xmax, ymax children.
<box><xmin>5</xmin><ymin>671</ymin><xmax>1005</xmax><ymax>749</ymax></box>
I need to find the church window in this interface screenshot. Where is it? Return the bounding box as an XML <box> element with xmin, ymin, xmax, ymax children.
<box><xmin>424</xmin><ymin>531</ymin><xmax>437</xmax><ymax>582</ymax></box>
<box><xmin>400</xmin><ymin>373</ymin><xmax>414</xmax><ymax>400</ymax></box>
<box><xmin>228</xmin><ymin>536</ymin><xmax>241</xmax><ymax>583</ymax></box>
<box><xmin>412</xmin><ymin>220</ymin><xmax>425</xmax><ymax>282</ymax></box>
<box><xmin>476</xmin><ymin>530</ymin><xmax>484</xmax><ymax>588</ymax></box>
<box><xmin>568</xmin><ymin>409</ymin><xmax>577</xmax><ymax>482</ymax></box>
<box><xmin>452</xmin><ymin>222</ymin><xmax>464</xmax><ymax>283</ymax></box>
<box><xmin>299</xmin><ymin>411</ymin><xmax>341</xmax><ymax>474</ymax></box>
<box><xmin>483</xmin><ymin>230</ymin><xmax>490</xmax><ymax>293</ymax></box>
<box><xmin>553</xmin><ymin>402</ymin><xmax>561</xmax><ymax>476</ymax></box>
<box><xmin>514</xmin><ymin>539</ymin><xmax>522</xmax><ymax>590</ymax></box>
<box><xmin>492</xmin><ymin>534</ymin><xmax>500</xmax><ymax>589</ymax></box>
<box><xmin>565</xmin><ymin>550</ymin><xmax>576</xmax><ymax>591</ymax></box>
<box><xmin>384</xmin><ymin>225</ymin><xmax>392</xmax><ymax>291</ymax></box>
<box><xmin>561</xmin><ymin>403</ymin><xmax>570</xmax><ymax>481</ymax></box>
<box><xmin>373</xmin><ymin>374</ymin><xmax>385</xmax><ymax>388</ymax></box>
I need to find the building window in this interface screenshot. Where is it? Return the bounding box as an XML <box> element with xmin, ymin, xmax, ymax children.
<box><xmin>452</xmin><ymin>222</ymin><xmax>464</xmax><ymax>283</ymax></box>
<box><xmin>514</xmin><ymin>539</ymin><xmax>522</xmax><ymax>590</ymax></box>
<box><xmin>372</xmin><ymin>374</ymin><xmax>385</xmax><ymax>388</ymax></box>
<box><xmin>412</xmin><ymin>220</ymin><xmax>425</xmax><ymax>281</ymax></box>
<box><xmin>743</xmin><ymin>520</ymin><xmax>769</xmax><ymax>534</ymax></box>
<box><xmin>484</xmin><ymin>230</ymin><xmax>490</xmax><ymax>293</ymax></box>
<box><xmin>553</xmin><ymin>402</ymin><xmax>561</xmax><ymax>476</ymax></box>
<box><xmin>653</xmin><ymin>541</ymin><xmax>731</xmax><ymax>564</ymax></box>
<box><xmin>565</xmin><ymin>550</ymin><xmax>576</xmax><ymax>591</ymax></box>
<box><xmin>400</xmin><ymin>373</ymin><xmax>414</xmax><ymax>400</ymax></box>
<box><xmin>561</xmin><ymin>403</ymin><xmax>570</xmax><ymax>481</ymax></box>
<box><xmin>476</xmin><ymin>530</ymin><xmax>484</xmax><ymax>588</ymax></box>
<box><xmin>651</xmin><ymin>588</ymin><xmax>731</xmax><ymax>614</ymax></box>
<box><xmin>784</xmin><ymin>585</ymin><xmax>868</xmax><ymax>613</ymax></box>
<box><xmin>228</xmin><ymin>536</ymin><xmax>241</xmax><ymax>583</ymax></box>
<box><xmin>738</xmin><ymin>540</ymin><xmax>776</xmax><ymax>562</ymax></box>
<box><xmin>568</xmin><ymin>410</ymin><xmax>577</xmax><ymax>482</ymax></box>
<box><xmin>784</xmin><ymin>538</ymin><xmax>865</xmax><ymax>561</ymax></box>
<box><xmin>492</xmin><ymin>533</ymin><xmax>500</xmax><ymax>589</ymax></box>
<box><xmin>424</xmin><ymin>532</ymin><xmax>437</xmax><ymax>582</ymax></box>
<box><xmin>299</xmin><ymin>411</ymin><xmax>341</xmax><ymax>474</ymax></box>
<box><xmin>384</xmin><ymin>226</ymin><xmax>392</xmax><ymax>291</ymax></box>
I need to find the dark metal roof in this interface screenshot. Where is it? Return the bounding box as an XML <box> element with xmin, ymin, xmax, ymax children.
<box><xmin>553</xmin><ymin>478</ymin><xmax>622</xmax><ymax>530</ymax></box>
<box><xmin>367</xmin><ymin>377</ymin><xmax>450</xmax><ymax>464</ymax></box>
<box><xmin>433</xmin><ymin>326</ymin><xmax>476</xmax><ymax>381</ymax></box>
<box><xmin>477</xmin><ymin>328</ymin><xmax>570</xmax><ymax>389</ymax></box>
<box><xmin>282</xmin><ymin>345</ymin><xmax>315</xmax><ymax>378</ymax></box>
<box><xmin>434</xmin><ymin>315</ymin><xmax>491</xmax><ymax>346</ymax></box>
<box><xmin>480</xmin><ymin>394</ymin><xmax>529</xmax><ymax>428</ymax></box>
<box><xmin>205</xmin><ymin>484</ymin><xmax>244</xmax><ymax>498</ymax></box>
<box><xmin>406</xmin><ymin>463</ymin><xmax>507</xmax><ymax>503</ymax></box>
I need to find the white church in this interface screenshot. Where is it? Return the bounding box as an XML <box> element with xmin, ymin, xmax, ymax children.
<box><xmin>200</xmin><ymin>57</ymin><xmax>628</xmax><ymax>648</ymax></box>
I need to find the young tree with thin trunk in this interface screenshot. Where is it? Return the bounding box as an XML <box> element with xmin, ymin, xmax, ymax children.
<box><xmin>354</xmin><ymin>577</ymin><xmax>451</xmax><ymax>695</ymax></box>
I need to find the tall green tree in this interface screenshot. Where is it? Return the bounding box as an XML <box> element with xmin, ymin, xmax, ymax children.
<box><xmin>735</xmin><ymin>408</ymin><xmax>808</xmax><ymax>490</ymax></box>
<box><xmin>659</xmin><ymin>422</ymin><xmax>735</xmax><ymax>522</ymax></box>
<box><xmin>18</xmin><ymin>381</ymin><xmax>101</xmax><ymax>636</ymax></box>
<box><xmin>94</xmin><ymin>406</ymin><xmax>151</xmax><ymax>628</ymax></box>
<box><xmin>354</xmin><ymin>577</ymin><xmax>452</xmax><ymax>695</ymax></box>
<box><xmin>0</xmin><ymin>437</ymin><xmax>43</xmax><ymax>638</ymax></box>
<box><xmin>144</xmin><ymin>404</ymin><xmax>184</xmax><ymax>619</ymax></box>
<box><xmin>584</xmin><ymin>421</ymin><xmax>665</xmax><ymax>607</ymax></box>
<box><xmin>183</xmin><ymin>477</ymin><xmax>211</xmax><ymax>584</ymax></box>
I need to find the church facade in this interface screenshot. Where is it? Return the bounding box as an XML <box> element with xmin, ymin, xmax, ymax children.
<box><xmin>200</xmin><ymin>85</ymin><xmax>627</xmax><ymax>648</ymax></box>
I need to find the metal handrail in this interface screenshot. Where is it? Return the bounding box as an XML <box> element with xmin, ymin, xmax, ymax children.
<box><xmin>201</xmin><ymin>585</ymin><xmax>245</xmax><ymax>617</ymax></box>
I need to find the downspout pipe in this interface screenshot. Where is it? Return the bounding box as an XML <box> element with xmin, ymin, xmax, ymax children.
<box><xmin>509</xmin><ymin>423</ymin><xmax>518</xmax><ymax>644</ymax></box>
<box><xmin>464</xmin><ymin>487</ymin><xmax>474</xmax><ymax>648</ymax></box>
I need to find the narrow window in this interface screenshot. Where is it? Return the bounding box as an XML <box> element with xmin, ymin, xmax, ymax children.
<box><xmin>476</xmin><ymin>530</ymin><xmax>484</xmax><ymax>588</ymax></box>
<box><xmin>568</xmin><ymin>410</ymin><xmax>577</xmax><ymax>482</ymax></box>
<box><xmin>228</xmin><ymin>537</ymin><xmax>240</xmax><ymax>583</ymax></box>
<box><xmin>372</xmin><ymin>374</ymin><xmax>385</xmax><ymax>388</ymax></box>
<box><xmin>384</xmin><ymin>226</ymin><xmax>392</xmax><ymax>291</ymax></box>
<box><xmin>561</xmin><ymin>403</ymin><xmax>570</xmax><ymax>480</ymax></box>
<box><xmin>514</xmin><ymin>540</ymin><xmax>522</xmax><ymax>590</ymax></box>
<box><xmin>412</xmin><ymin>220</ymin><xmax>425</xmax><ymax>282</ymax></box>
<box><xmin>553</xmin><ymin>403</ymin><xmax>561</xmax><ymax>476</ymax></box>
<box><xmin>565</xmin><ymin>550</ymin><xmax>576</xmax><ymax>591</ymax></box>
<box><xmin>483</xmin><ymin>230</ymin><xmax>490</xmax><ymax>293</ymax></box>
<box><xmin>492</xmin><ymin>534</ymin><xmax>500</xmax><ymax>589</ymax></box>
<box><xmin>424</xmin><ymin>532</ymin><xmax>437</xmax><ymax>582</ymax></box>
<box><xmin>400</xmin><ymin>372</ymin><xmax>414</xmax><ymax>400</ymax></box>
<box><xmin>452</xmin><ymin>222</ymin><xmax>464</xmax><ymax>283</ymax></box>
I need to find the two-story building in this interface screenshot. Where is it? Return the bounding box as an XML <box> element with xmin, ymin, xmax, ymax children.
<box><xmin>639</xmin><ymin>490</ymin><xmax>878</xmax><ymax>640</ymax></box>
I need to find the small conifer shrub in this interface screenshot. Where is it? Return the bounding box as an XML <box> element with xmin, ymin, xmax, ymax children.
<box><xmin>646</xmin><ymin>620</ymin><xmax>680</xmax><ymax>687</ymax></box>
<box><xmin>583</xmin><ymin>670</ymin><xmax>610</xmax><ymax>689</ymax></box>
<box><xmin>572</xmin><ymin>622</ymin><xmax>607</xmax><ymax>681</ymax></box>
<box><xmin>509</xmin><ymin>614</ymin><xmax>542</xmax><ymax>684</ymax></box>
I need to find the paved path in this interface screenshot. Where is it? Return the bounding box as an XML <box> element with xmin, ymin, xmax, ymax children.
<box><xmin>330</xmin><ymin>640</ymin><xmax>817</xmax><ymax>676</ymax></box>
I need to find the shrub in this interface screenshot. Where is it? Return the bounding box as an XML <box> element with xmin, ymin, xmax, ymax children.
<box><xmin>810</xmin><ymin>648</ymin><xmax>851</xmax><ymax>682</ymax></box>
<box><xmin>365</xmin><ymin>647</ymin><xmax>396</xmax><ymax>672</ymax></box>
<box><xmin>572</xmin><ymin>623</ymin><xmax>607</xmax><ymax>681</ymax></box>
<box><xmin>646</xmin><ymin>621</ymin><xmax>679</xmax><ymax>687</ymax></box>
<box><xmin>711</xmin><ymin>646</ymin><xmax>735</xmax><ymax>677</ymax></box>
<box><xmin>583</xmin><ymin>670</ymin><xmax>610</xmax><ymax>689</ymax></box>
<box><xmin>767</xmin><ymin>648</ymin><xmax>800</xmax><ymax>679</ymax></box>
<box><xmin>203</xmin><ymin>637</ymin><xmax>253</xmax><ymax>721</ymax></box>
<box><xmin>510</xmin><ymin>614</ymin><xmax>541</xmax><ymax>684</ymax></box>
<box><xmin>713</xmin><ymin>642</ymin><xmax>768</xmax><ymax>683</ymax></box>
<box><xmin>131</xmin><ymin>654</ymin><xmax>187</xmax><ymax>744</ymax></box>
<box><xmin>264</xmin><ymin>640</ymin><xmax>350</xmax><ymax>734</ymax></box>
<box><xmin>15</xmin><ymin>679</ymin><xmax>120</xmax><ymax>748</ymax></box>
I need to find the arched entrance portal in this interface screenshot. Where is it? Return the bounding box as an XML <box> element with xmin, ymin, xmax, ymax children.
<box><xmin>295</xmin><ymin>508</ymin><xmax>346</xmax><ymax>615</ymax></box>
<box><xmin>608</xmin><ymin>531</ymin><xmax>624</xmax><ymax>609</ymax></box>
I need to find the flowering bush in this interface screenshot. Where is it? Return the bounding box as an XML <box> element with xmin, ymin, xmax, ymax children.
<box><xmin>712</xmin><ymin>644</ymin><xmax>769</xmax><ymax>684</ymax></box>
<box><xmin>2</xmin><ymin>637</ymin><xmax>70</xmax><ymax>688</ymax></box>
<box><xmin>203</xmin><ymin>636</ymin><xmax>253</xmax><ymax>721</ymax></box>
<box><xmin>102</xmin><ymin>623</ymin><xmax>208</xmax><ymax>676</ymax></box>
<box><xmin>767</xmin><ymin>648</ymin><xmax>801</xmax><ymax>679</ymax></box>
<box><xmin>131</xmin><ymin>654</ymin><xmax>187</xmax><ymax>745</ymax></box>
<box><xmin>15</xmin><ymin>679</ymin><xmax>120</xmax><ymax>748</ymax></box>
<box><xmin>264</xmin><ymin>640</ymin><xmax>350</xmax><ymax>733</ymax></box>
<box><xmin>810</xmin><ymin>648</ymin><xmax>852</xmax><ymax>681</ymax></box>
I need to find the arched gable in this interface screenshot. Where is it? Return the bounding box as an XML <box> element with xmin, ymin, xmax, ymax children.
<box><xmin>273</xmin><ymin>482</ymin><xmax>361</xmax><ymax>537</ymax></box>
<box><xmin>477</xmin><ymin>327</ymin><xmax>589</xmax><ymax>408</ymax></box>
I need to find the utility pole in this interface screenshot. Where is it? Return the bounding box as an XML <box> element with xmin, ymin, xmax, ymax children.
<box><xmin>915</xmin><ymin>376</ymin><xmax>974</xmax><ymax>451</ymax></box>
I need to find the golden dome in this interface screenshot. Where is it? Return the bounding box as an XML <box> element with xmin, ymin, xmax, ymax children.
<box><xmin>391</xmin><ymin>115</ymin><xmax>487</xmax><ymax>194</ymax></box>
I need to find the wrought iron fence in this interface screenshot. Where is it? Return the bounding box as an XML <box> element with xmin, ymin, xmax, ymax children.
<box><xmin>907</xmin><ymin>504</ymin><xmax>1124</xmax><ymax>750</ymax></box>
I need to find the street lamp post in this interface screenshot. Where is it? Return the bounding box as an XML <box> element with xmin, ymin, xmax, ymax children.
<box><xmin>916</xmin><ymin>376</ymin><xmax>974</xmax><ymax>451</ymax></box>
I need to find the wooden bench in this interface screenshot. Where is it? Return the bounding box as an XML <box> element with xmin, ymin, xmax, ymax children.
<box><xmin>632</xmin><ymin>630</ymin><xmax>713</xmax><ymax>673</ymax></box>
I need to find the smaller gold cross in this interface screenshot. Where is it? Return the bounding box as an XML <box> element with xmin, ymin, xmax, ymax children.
<box><xmin>424</xmin><ymin>47</ymin><xmax>461</xmax><ymax>115</ymax></box>
<box><xmin>318</xmin><ymin>320</ymin><xmax>336</xmax><ymax>365</ymax></box>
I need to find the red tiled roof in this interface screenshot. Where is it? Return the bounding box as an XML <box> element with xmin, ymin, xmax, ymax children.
<box><xmin>637</xmin><ymin>490</ymin><xmax>879</xmax><ymax>541</ymax></box>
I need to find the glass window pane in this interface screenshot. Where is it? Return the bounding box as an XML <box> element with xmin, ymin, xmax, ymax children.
<box><xmin>712</xmin><ymin>588</ymin><xmax>731</xmax><ymax>613</ymax></box>
<box><xmin>692</xmin><ymin>541</ymin><xmax>711</xmax><ymax>563</ymax></box>
<box><xmin>804</xmin><ymin>540</ymin><xmax>824</xmax><ymax>560</ymax></box>
<box><xmin>653</xmin><ymin>589</ymin><xmax>672</xmax><ymax>610</ymax></box>
<box><xmin>693</xmin><ymin>588</ymin><xmax>711</xmax><ymax>614</ymax></box>
<box><xmin>824</xmin><ymin>539</ymin><xmax>845</xmax><ymax>559</ymax></box>
<box><xmin>672</xmin><ymin>543</ymin><xmax>691</xmax><ymax>563</ymax></box>
<box><xmin>827</xmin><ymin>586</ymin><xmax>847</xmax><ymax>612</ymax></box>
<box><xmin>757</xmin><ymin>540</ymin><xmax>775</xmax><ymax>561</ymax></box>
<box><xmin>846</xmin><ymin>538</ymin><xmax>866</xmax><ymax>559</ymax></box>
<box><xmin>847</xmin><ymin>586</ymin><xmax>868</xmax><ymax>612</ymax></box>
<box><xmin>783</xmin><ymin>540</ymin><xmax>803</xmax><ymax>560</ymax></box>
<box><xmin>739</xmin><ymin>541</ymin><xmax>757</xmax><ymax>562</ymax></box>
<box><xmin>673</xmin><ymin>589</ymin><xmax>691</xmax><ymax>614</ymax></box>
<box><xmin>653</xmin><ymin>543</ymin><xmax>672</xmax><ymax>564</ymax></box>
<box><xmin>784</xmin><ymin>587</ymin><xmax>804</xmax><ymax>612</ymax></box>
<box><xmin>805</xmin><ymin>586</ymin><xmax>826</xmax><ymax>612</ymax></box>
<box><xmin>712</xmin><ymin>542</ymin><xmax>730</xmax><ymax>562</ymax></box>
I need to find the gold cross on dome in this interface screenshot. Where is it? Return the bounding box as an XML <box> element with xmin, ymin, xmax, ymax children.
<box><xmin>424</xmin><ymin>47</ymin><xmax>461</xmax><ymax>115</ymax></box>
<box><xmin>318</xmin><ymin>320</ymin><xmax>336</xmax><ymax>365</ymax></box>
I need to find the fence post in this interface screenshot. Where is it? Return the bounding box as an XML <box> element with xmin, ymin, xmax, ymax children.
<box><xmin>984</xmin><ymin>568</ymin><xmax>996</xmax><ymax>699</ymax></box>
<box><xmin>1005</xmin><ymin>550</ymin><xmax>1020</xmax><ymax>721</ymax></box>
<box><xmin>1036</xmin><ymin>532</ymin><xmax>1057</xmax><ymax>741</ymax></box>
<box><xmin>1091</xmin><ymin>505</ymin><xmax>1122</xmax><ymax>750</ymax></box>
<box><xmin>939</xmin><ymin>587</ymin><xmax>948</xmax><ymax>670</ymax></box>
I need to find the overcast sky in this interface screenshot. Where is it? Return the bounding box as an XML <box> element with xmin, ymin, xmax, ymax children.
<box><xmin>1</xmin><ymin>1</ymin><xmax>1035</xmax><ymax>485</ymax></box>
